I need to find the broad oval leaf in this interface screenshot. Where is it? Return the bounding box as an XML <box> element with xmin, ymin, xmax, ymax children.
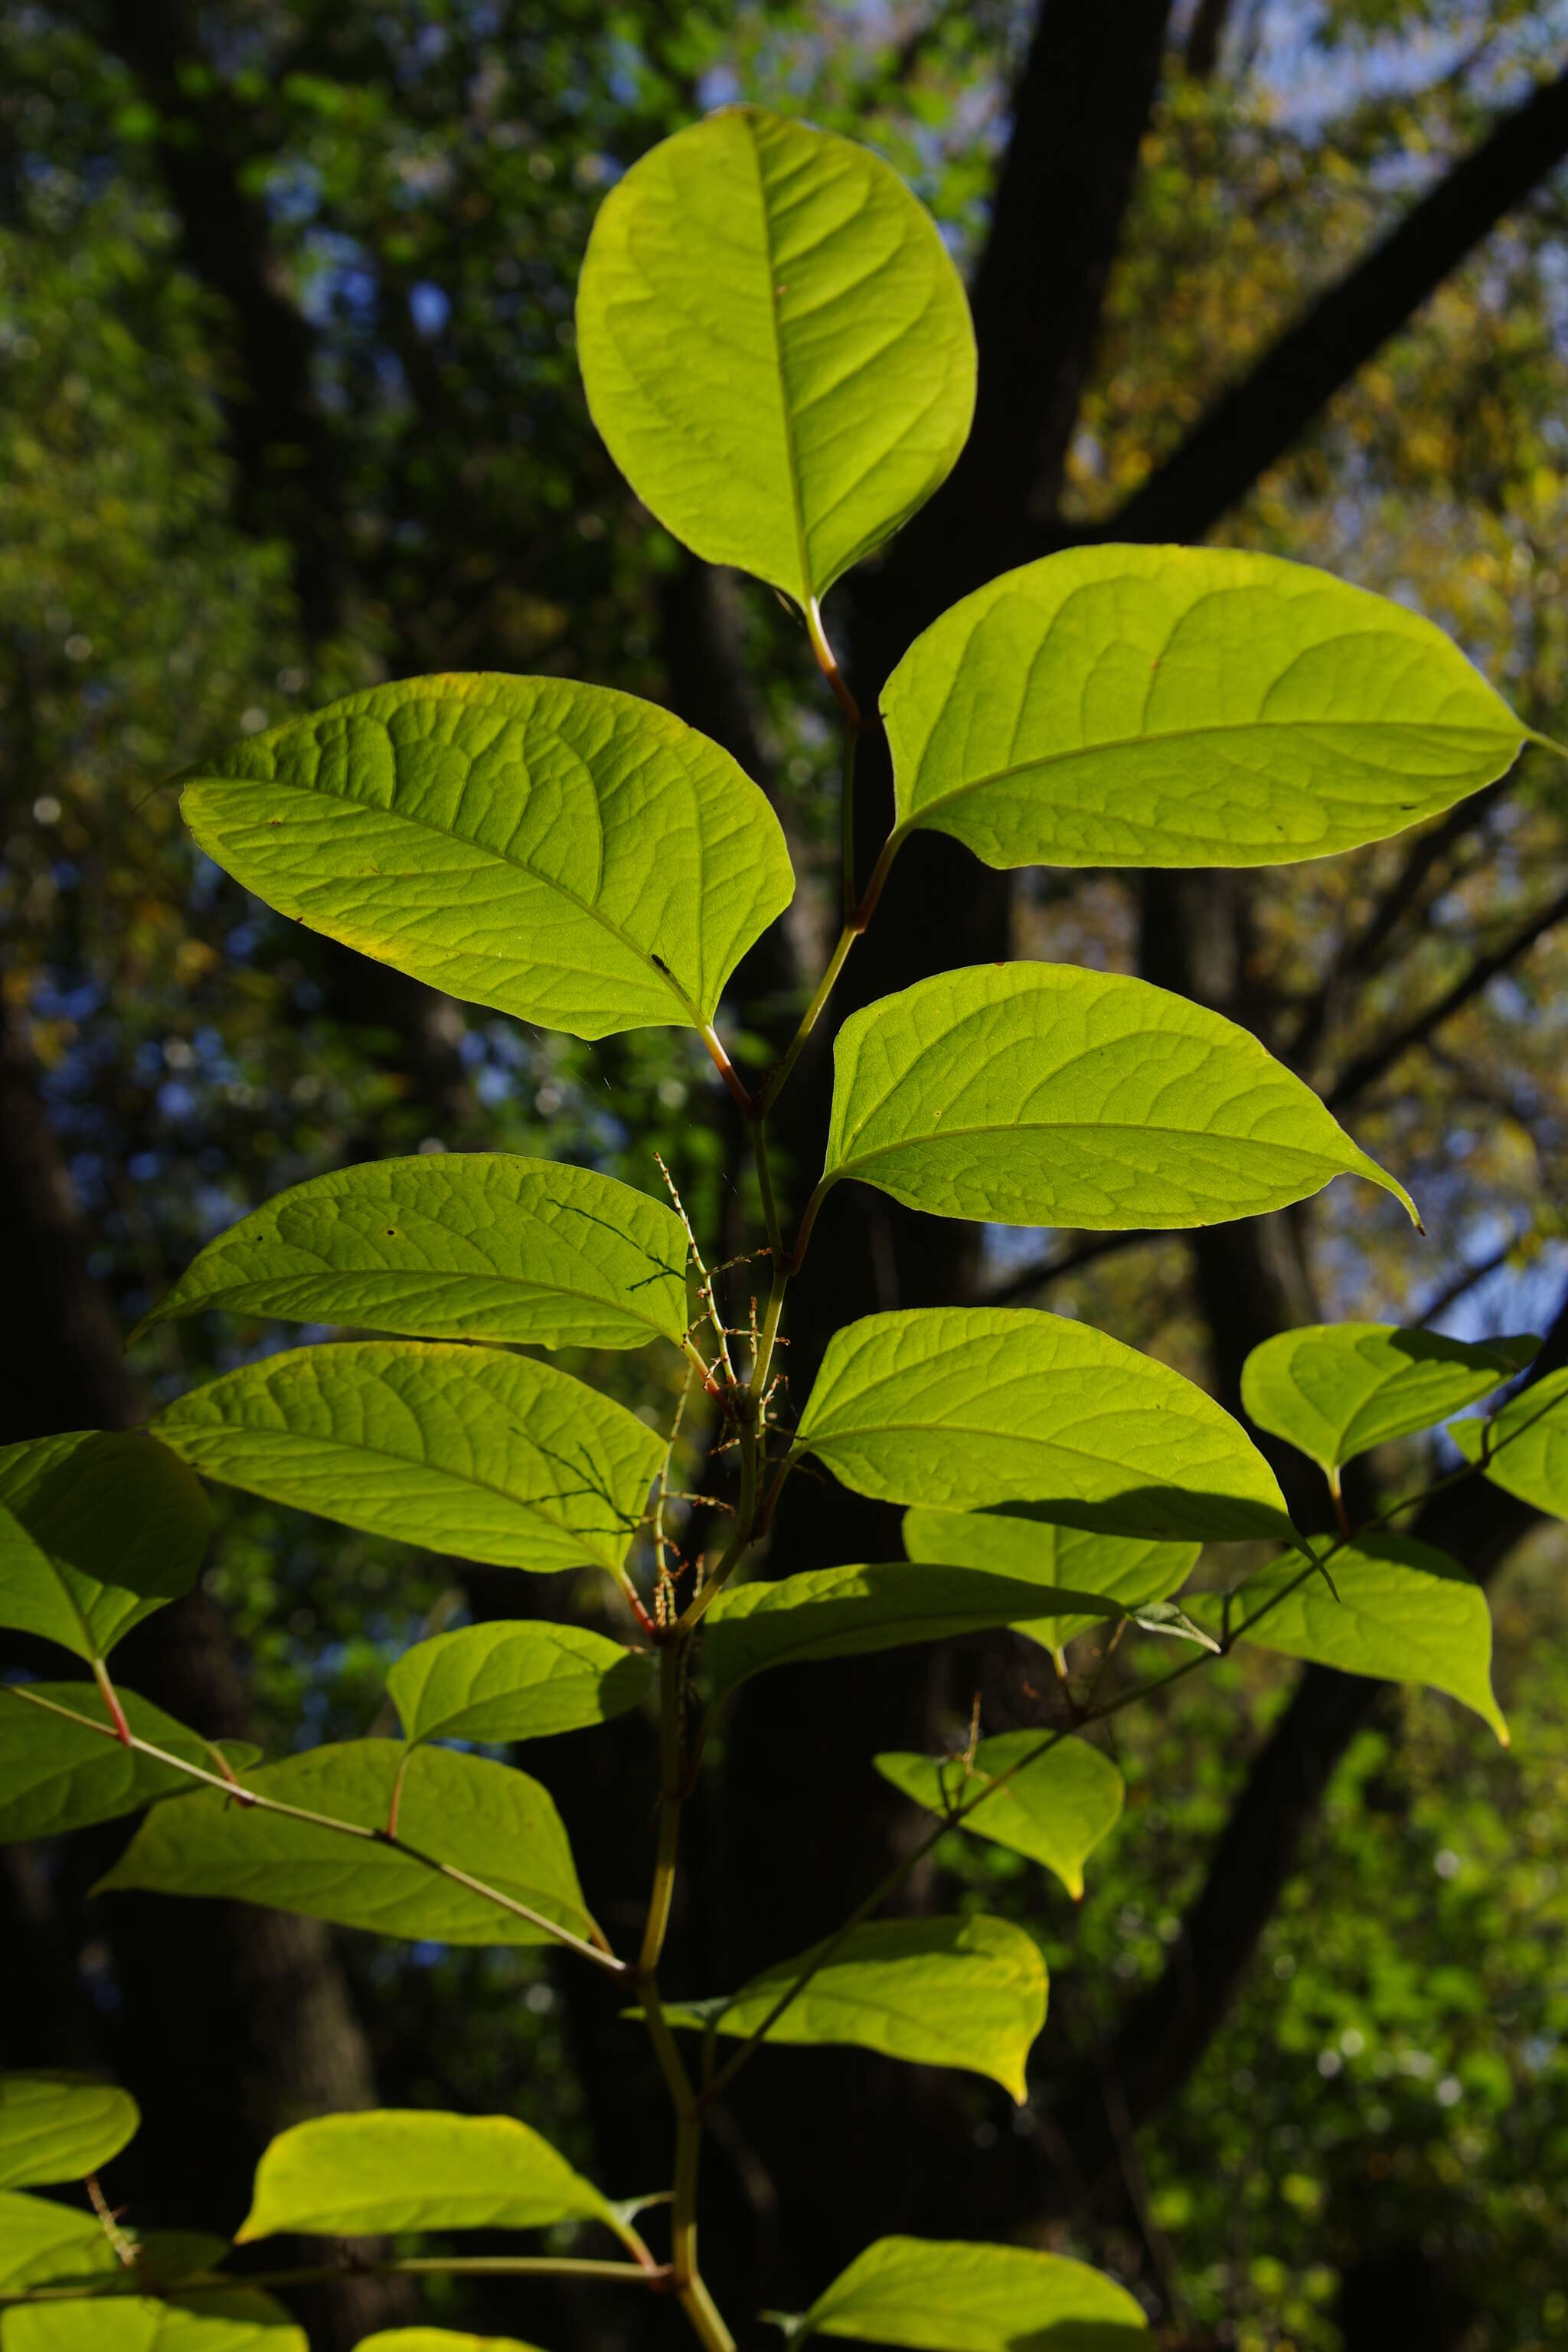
<box><xmin>1243</xmin><ymin>1323</ymin><xmax>1538</xmax><ymax>1475</ymax></box>
<box><xmin>0</xmin><ymin>1684</ymin><xmax>239</xmax><ymax>1845</ymax></box>
<box><xmin>701</xmin><ymin>1563</ymin><xmax>1125</xmax><ymax>1703</ymax></box>
<box><xmin>0</xmin><ymin>2076</ymin><xmax>139</xmax><ymax>2192</ymax></box>
<box><xmin>0</xmin><ymin>2190</ymin><xmax>119</xmax><ymax>2294</ymax></box>
<box><xmin>577</xmin><ymin>108</ymin><xmax>975</xmax><ymax>610</ymax></box>
<box><xmin>798</xmin><ymin>2236</ymin><xmax>1147</xmax><ymax>2351</ymax></box>
<box><xmin>237</xmin><ymin>2109</ymin><xmax>616</xmax><ymax>2242</ymax></box>
<box><xmin>901</xmin><ymin>1508</ymin><xmax>1197</xmax><ymax>1648</ymax></box>
<box><xmin>0</xmin><ymin>2295</ymin><xmax>305</xmax><ymax>2352</ymax></box>
<box><xmin>884</xmin><ymin>544</ymin><xmax>1529</xmax><ymax>871</ymax></box>
<box><xmin>822</xmin><ymin>963</ymin><xmax>1415</xmax><ymax>1230</ymax></box>
<box><xmin>0</xmin><ymin>1433</ymin><xmax>209</xmax><ymax>1664</ymax></box>
<box><xmin>793</xmin><ymin>1308</ymin><xmax>1292</xmax><ymax>1543</ymax></box>
<box><xmin>96</xmin><ymin>1741</ymin><xmax>597</xmax><ymax>1948</ymax></box>
<box><xmin>179</xmin><ymin>675</ymin><xmax>792</xmax><ymax>1041</ymax></box>
<box><xmin>874</xmin><ymin>1734</ymin><xmax>1124</xmax><ymax>1900</ymax></box>
<box><xmin>354</xmin><ymin>2337</ymin><xmax>542</xmax><ymax>2352</ymax></box>
<box><xmin>388</xmin><ymin>1622</ymin><xmax>655</xmax><ymax>1746</ymax></box>
<box><xmin>135</xmin><ymin>1156</ymin><xmax>689</xmax><ymax>1354</ymax></box>
<box><xmin>150</xmin><ymin>1343</ymin><xmax>665</xmax><ymax>1579</ymax></box>
<box><xmin>1449</xmin><ymin>1366</ymin><xmax>1568</xmax><ymax>1516</ymax></box>
<box><xmin>662</xmin><ymin>1916</ymin><xmax>1045</xmax><ymax>2101</ymax></box>
<box><xmin>1191</xmin><ymin>1536</ymin><xmax>1506</xmax><ymax>1741</ymax></box>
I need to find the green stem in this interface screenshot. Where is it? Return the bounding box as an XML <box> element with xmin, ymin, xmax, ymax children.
<box><xmin>841</xmin><ymin>721</ymin><xmax>859</xmax><ymax>922</ymax></box>
<box><xmin>678</xmin><ymin>2265</ymin><xmax>739</xmax><ymax>2352</ymax></box>
<box><xmin>760</xmin><ymin>923</ymin><xmax>858</xmax><ymax>1116</ymax></box>
<box><xmin>750</xmin><ymin>1109</ymin><xmax>785</xmax><ymax>1265</ymax></box>
<box><xmin>639</xmin><ymin>1643</ymin><xmax>686</xmax><ymax>1978</ymax></box>
<box><xmin>3</xmin><ymin>2256</ymin><xmax>664</xmax><ymax>2305</ymax></box>
<box><xmin>805</xmin><ymin>596</ymin><xmax>862</xmax><ymax>731</ymax></box>
<box><xmin>700</xmin><ymin>1020</ymin><xmax>755</xmax><ymax>1116</ymax></box>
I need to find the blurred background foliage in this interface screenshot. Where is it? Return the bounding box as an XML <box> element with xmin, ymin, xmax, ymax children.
<box><xmin>4</xmin><ymin>3</ymin><xmax>1568</xmax><ymax>2349</ymax></box>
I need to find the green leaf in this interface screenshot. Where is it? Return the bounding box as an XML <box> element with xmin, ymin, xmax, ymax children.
<box><xmin>179</xmin><ymin>675</ymin><xmax>792</xmax><ymax>1041</ymax></box>
<box><xmin>387</xmin><ymin>1622</ymin><xmax>655</xmax><ymax>1745</ymax></box>
<box><xmin>351</xmin><ymin>2336</ymin><xmax>542</xmax><ymax>2352</ymax></box>
<box><xmin>883</xmin><ymin>544</ymin><xmax>1529</xmax><ymax>871</ymax></box>
<box><xmin>150</xmin><ymin>1343</ymin><xmax>665</xmax><ymax>1579</ymax></box>
<box><xmin>1243</xmin><ymin>1323</ymin><xmax>1538</xmax><ymax>1475</ymax></box>
<box><xmin>1191</xmin><ymin>1537</ymin><xmax>1507</xmax><ymax>1741</ymax></box>
<box><xmin>821</xmin><ymin>963</ymin><xmax>1416</xmax><ymax>1230</ymax></box>
<box><xmin>576</xmin><ymin>107</ymin><xmax>975</xmax><ymax>610</ymax></box>
<box><xmin>702</xmin><ymin>1563</ymin><xmax>1125</xmax><ymax>1702</ymax></box>
<box><xmin>795</xmin><ymin>2235</ymin><xmax>1147</xmax><ymax>2350</ymax></box>
<box><xmin>95</xmin><ymin>1740</ymin><xmax>598</xmax><ymax>1947</ymax></box>
<box><xmin>901</xmin><ymin>1508</ymin><xmax>1197</xmax><ymax>1648</ymax></box>
<box><xmin>662</xmin><ymin>1916</ymin><xmax>1045</xmax><ymax>2100</ymax></box>
<box><xmin>874</xmin><ymin>1735</ymin><xmax>1123</xmax><ymax>1901</ymax></box>
<box><xmin>237</xmin><ymin>2109</ymin><xmax>616</xmax><ymax>2241</ymax></box>
<box><xmin>0</xmin><ymin>1433</ymin><xmax>209</xmax><ymax>1663</ymax></box>
<box><xmin>0</xmin><ymin>1684</ymin><xmax>235</xmax><ymax>1844</ymax></box>
<box><xmin>0</xmin><ymin>2076</ymin><xmax>139</xmax><ymax>2191</ymax></box>
<box><xmin>793</xmin><ymin>1308</ymin><xmax>1292</xmax><ymax>1543</ymax></box>
<box><xmin>133</xmin><ymin>1156</ymin><xmax>689</xmax><ymax>1353</ymax></box>
<box><xmin>0</xmin><ymin>2295</ymin><xmax>306</xmax><ymax>2350</ymax></box>
<box><xmin>1448</xmin><ymin>1366</ymin><xmax>1568</xmax><ymax>1517</ymax></box>
<box><xmin>0</xmin><ymin>2190</ymin><xmax>117</xmax><ymax>2294</ymax></box>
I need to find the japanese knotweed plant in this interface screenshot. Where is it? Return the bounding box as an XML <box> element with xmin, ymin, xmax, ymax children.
<box><xmin>2</xmin><ymin>103</ymin><xmax>1565</xmax><ymax>2352</ymax></box>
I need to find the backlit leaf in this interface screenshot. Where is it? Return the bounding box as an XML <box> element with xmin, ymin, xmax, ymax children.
<box><xmin>1449</xmin><ymin>1367</ymin><xmax>1568</xmax><ymax>1517</ymax></box>
<box><xmin>900</xmin><ymin>1508</ymin><xmax>1197</xmax><ymax>1648</ymax></box>
<box><xmin>796</xmin><ymin>2235</ymin><xmax>1147</xmax><ymax>2350</ymax></box>
<box><xmin>701</xmin><ymin>1564</ymin><xmax>1124</xmax><ymax>1702</ymax></box>
<box><xmin>0</xmin><ymin>1684</ymin><xmax>231</xmax><ymax>1844</ymax></box>
<box><xmin>238</xmin><ymin>2110</ymin><xmax>616</xmax><ymax>2242</ymax></box>
<box><xmin>1243</xmin><ymin>1323</ymin><xmax>1537</xmax><ymax>1474</ymax></box>
<box><xmin>0</xmin><ymin>1433</ymin><xmax>209</xmax><ymax>1663</ymax></box>
<box><xmin>134</xmin><ymin>1156</ymin><xmax>689</xmax><ymax>1353</ymax></box>
<box><xmin>822</xmin><ymin>964</ymin><xmax>1415</xmax><ymax>1229</ymax></box>
<box><xmin>662</xmin><ymin>1917</ymin><xmax>1045</xmax><ymax>2100</ymax></box>
<box><xmin>0</xmin><ymin>2190</ymin><xmax>117</xmax><ymax>2294</ymax></box>
<box><xmin>387</xmin><ymin>1622</ymin><xmax>655</xmax><ymax>1746</ymax></box>
<box><xmin>883</xmin><ymin>544</ymin><xmax>1529</xmax><ymax>871</ymax></box>
<box><xmin>0</xmin><ymin>2076</ymin><xmax>139</xmax><ymax>2191</ymax></box>
<box><xmin>1191</xmin><ymin>1537</ymin><xmax>1506</xmax><ymax>1741</ymax></box>
<box><xmin>352</xmin><ymin>2336</ymin><xmax>541</xmax><ymax>2352</ymax></box>
<box><xmin>179</xmin><ymin>675</ymin><xmax>792</xmax><ymax>1040</ymax></box>
<box><xmin>150</xmin><ymin>1343</ymin><xmax>664</xmax><ymax>1579</ymax></box>
<box><xmin>96</xmin><ymin>1741</ymin><xmax>597</xmax><ymax>1947</ymax></box>
<box><xmin>874</xmin><ymin>1736</ymin><xmax>1123</xmax><ymax>1900</ymax></box>
<box><xmin>577</xmin><ymin>108</ymin><xmax>975</xmax><ymax>609</ymax></box>
<box><xmin>793</xmin><ymin>1308</ymin><xmax>1292</xmax><ymax>1542</ymax></box>
<box><xmin>0</xmin><ymin>2295</ymin><xmax>305</xmax><ymax>2350</ymax></box>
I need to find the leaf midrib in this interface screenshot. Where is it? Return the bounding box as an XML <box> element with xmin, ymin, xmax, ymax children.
<box><xmin>172</xmin><ymin>1260</ymin><xmax>680</xmax><ymax>1345</ymax></box>
<box><xmin>829</xmin><ymin>1114</ymin><xmax>1342</xmax><ymax>1187</ymax></box>
<box><xmin>195</xmin><ymin>773</ymin><xmax>707</xmax><ymax>1031</ymax></box>
<box><xmin>165</xmin><ymin>1406</ymin><xmax>636</xmax><ymax>1570</ymax></box>
<box><xmin>902</xmin><ymin>714</ymin><xmax>1520</xmax><ymax>828</ymax></box>
<box><xmin>745</xmin><ymin>113</ymin><xmax>814</xmax><ymax>606</ymax></box>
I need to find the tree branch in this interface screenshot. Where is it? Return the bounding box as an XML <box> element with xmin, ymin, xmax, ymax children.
<box><xmin>1325</xmin><ymin>877</ymin><xmax>1568</xmax><ymax>1110</ymax></box>
<box><xmin>877</xmin><ymin>0</ymin><xmax>1178</xmax><ymax>605</ymax></box>
<box><xmin>978</xmin><ymin>1227</ymin><xmax>1161</xmax><ymax>1307</ymax></box>
<box><xmin>1288</xmin><ymin>785</ymin><xmax>1505</xmax><ymax>1073</ymax></box>
<box><xmin>1109</xmin><ymin>57</ymin><xmax>1568</xmax><ymax>543</ymax></box>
